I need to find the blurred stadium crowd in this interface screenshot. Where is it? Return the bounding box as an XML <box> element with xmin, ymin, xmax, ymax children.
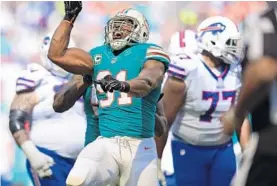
<box><xmin>0</xmin><ymin>1</ymin><xmax>267</xmax><ymax>186</ymax></box>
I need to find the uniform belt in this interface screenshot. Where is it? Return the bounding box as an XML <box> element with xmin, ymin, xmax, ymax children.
<box><xmin>172</xmin><ymin>133</ymin><xmax>233</xmax><ymax>149</ymax></box>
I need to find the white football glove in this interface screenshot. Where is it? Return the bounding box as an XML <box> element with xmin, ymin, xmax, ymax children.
<box><xmin>158</xmin><ymin>158</ymin><xmax>167</xmax><ymax>186</ymax></box>
<box><xmin>21</xmin><ymin>140</ymin><xmax>55</xmax><ymax>178</ymax></box>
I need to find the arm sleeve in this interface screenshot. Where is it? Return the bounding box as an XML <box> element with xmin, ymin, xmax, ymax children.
<box><xmin>145</xmin><ymin>45</ymin><xmax>170</xmax><ymax>72</ymax></box>
<box><xmin>16</xmin><ymin>64</ymin><xmax>45</xmax><ymax>94</ymax></box>
<box><xmin>167</xmin><ymin>54</ymin><xmax>194</xmax><ymax>81</ymax></box>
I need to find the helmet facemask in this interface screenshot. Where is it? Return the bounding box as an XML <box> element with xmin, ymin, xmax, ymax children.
<box><xmin>198</xmin><ymin>33</ymin><xmax>244</xmax><ymax>65</ymax></box>
<box><xmin>220</xmin><ymin>35</ymin><xmax>244</xmax><ymax>64</ymax></box>
<box><xmin>105</xmin><ymin>16</ymin><xmax>141</xmax><ymax>50</ymax></box>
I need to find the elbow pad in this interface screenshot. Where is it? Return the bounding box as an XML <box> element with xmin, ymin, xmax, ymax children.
<box><xmin>9</xmin><ymin>110</ymin><xmax>31</xmax><ymax>134</ymax></box>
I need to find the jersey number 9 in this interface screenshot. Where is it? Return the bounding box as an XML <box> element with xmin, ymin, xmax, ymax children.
<box><xmin>96</xmin><ymin>70</ymin><xmax>132</xmax><ymax>108</ymax></box>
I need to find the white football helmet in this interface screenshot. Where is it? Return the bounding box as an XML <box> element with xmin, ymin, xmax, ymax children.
<box><xmin>105</xmin><ymin>8</ymin><xmax>150</xmax><ymax>50</ymax></box>
<box><xmin>40</xmin><ymin>34</ymin><xmax>75</xmax><ymax>79</ymax></box>
<box><xmin>168</xmin><ymin>30</ymin><xmax>199</xmax><ymax>56</ymax></box>
<box><xmin>196</xmin><ymin>16</ymin><xmax>244</xmax><ymax>64</ymax></box>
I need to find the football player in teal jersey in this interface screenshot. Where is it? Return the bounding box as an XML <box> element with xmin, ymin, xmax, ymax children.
<box><xmin>48</xmin><ymin>2</ymin><xmax>170</xmax><ymax>186</ymax></box>
<box><xmin>53</xmin><ymin>75</ymin><xmax>167</xmax><ymax>146</ymax></box>
<box><xmin>53</xmin><ymin>75</ymin><xmax>168</xmax><ymax>185</ymax></box>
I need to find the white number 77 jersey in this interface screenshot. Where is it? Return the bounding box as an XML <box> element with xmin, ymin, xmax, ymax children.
<box><xmin>168</xmin><ymin>54</ymin><xmax>242</xmax><ymax>146</ymax></box>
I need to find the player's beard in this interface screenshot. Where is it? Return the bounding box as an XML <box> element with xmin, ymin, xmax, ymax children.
<box><xmin>202</xmin><ymin>50</ymin><xmax>225</xmax><ymax>66</ymax></box>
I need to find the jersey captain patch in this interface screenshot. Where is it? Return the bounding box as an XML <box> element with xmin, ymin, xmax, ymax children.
<box><xmin>94</xmin><ymin>54</ymin><xmax>102</xmax><ymax>65</ymax></box>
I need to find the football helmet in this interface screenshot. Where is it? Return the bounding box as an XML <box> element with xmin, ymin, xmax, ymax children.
<box><xmin>168</xmin><ymin>30</ymin><xmax>199</xmax><ymax>56</ymax></box>
<box><xmin>196</xmin><ymin>16</ymin><xmax>244</xmax><ymax>64</ymax></box>
<box><xmin>40</xmin><ymin>34</ymin><xmax>75</xmax><ymax>79</ymax></box>
<box><xmin>105</xmin><ymin>8</ymin><xmax>150</xmax><ymax>50</ymax></box>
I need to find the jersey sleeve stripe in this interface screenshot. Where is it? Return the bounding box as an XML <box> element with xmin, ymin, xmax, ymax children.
<box><xmin>16</xmin><ymin>78</ymin><xmax>35</xmax><ymax>87</ymax></box>
<box><xmin>169</xmin><ymin>63</ymin><xmax>185</xmax><ymax>71</ymax></box>
<box><xmin>148</xmin><ymin>46</ymin><xmax>162</xmax><ymax>50</ymax></box>
<box><xmin>167</xmin><ymin>70</ymin><xmax>186</xmax><ymax>80</ymax></box>
<box><xmin>147</xmin><ymin>48</ymin><xmax>167</xmax><ymax>55</ymax></box>
<box><xmin>146</xmin><ymin>52</ymin><xmax>170</xmax><ymax>61</ymax></box>
<box><xmin>168</xmin><ymin>66</ymin><xmax>187</xmax><ymax>77</ymax></box>
<box><xmin>16</xmin><ymin>84</ymin><xmax>35</xmax><ymax>93</ymax></box>
<box><xmin>17</xmin><ymin>77</ymin><xmax>35</xmax><ymax>83</ymax></box>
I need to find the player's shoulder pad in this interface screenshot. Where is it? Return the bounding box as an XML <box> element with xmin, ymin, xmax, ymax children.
<box><xmin>89</xmin><ymin>44</ymin><xmax>107</xmax><ymax>54</ymax></box>
<box><xmin>168</xmin><ymin>31</ymin><xmax>182</xmax><ymax>55</ymax></box>
<box><xmin>142</xmin><ymin>43</ymin><xmax>170</xmax><ymax>70</ymax></box>
<box><xmin>16</xmin><ymin>63</ymin><xmax>48</xmax><ymax>94</ymax></box>
<box><xmin>169</xmin><ymin>32</ymin><xmax>180</xmax><ymax>44</ymax></box>
<box><xmin>168</xmin><ymin>30</ymin><xmax>197</xmax><ymax>55</ymax></box>
<box><xmin>89</xmin><ymin>44</ymin><xmax>109</xmax><ymax>65</ymax></box>
<box><xmin>167</xmin><ymin>53</ymin><xmax>197</xmax><ymax>81</ymax></box>
<box><xmin>168</xmin><ymin>30</ymin><xmax>195</xmax><ymax>48</ymax></box>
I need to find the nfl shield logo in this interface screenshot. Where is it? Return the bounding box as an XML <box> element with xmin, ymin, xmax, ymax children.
<box><xmin>111</xmin><ymin>58</ymin><xmax>117</xmax><ymax>64</ymax></box>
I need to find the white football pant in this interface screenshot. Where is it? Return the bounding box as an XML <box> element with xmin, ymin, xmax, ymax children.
<box><xmin>66</xmin><ymin>136</ymin><xmax>158</xmax><ymax>186</ymax></box>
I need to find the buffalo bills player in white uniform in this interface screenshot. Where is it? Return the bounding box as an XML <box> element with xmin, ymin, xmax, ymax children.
<box><xmin>162</xmin><ymin>16</ymin><xmax>247</xmax><ymax>186</ymax></box>
<box><xmin>9</xmin><ymin>35</ymin><xmax>86</xmax><ymax>186</ymax></box>
<box><xmin>161</xmin><ymin>29</ymin><xmax>198</xmax><ymax>186</ymax></box>
<box><xmin>162</xmin><ymin>28</ymin><xmax>251</xmax><ymax>186</ymax></box>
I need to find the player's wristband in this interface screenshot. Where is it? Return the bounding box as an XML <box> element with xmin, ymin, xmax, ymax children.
<box><xmin>83</xmin><ymin>74</ymin><xmax>93</xmax><ymax>85</ymax></box>
<box><xmin>120</xmin><ymin>82</ymin><xmax>130</xmax><ymax>93</ymax></box>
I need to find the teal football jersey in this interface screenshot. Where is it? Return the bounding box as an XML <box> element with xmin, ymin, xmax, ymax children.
<box><xmin>83</xmin><ymin>86</ymin><xmax>99</xmax><ymax>146</ymax></box>
<box><xmin>89</xmin><ymin>43</ymin><xmax>170</xmax><ymax>138</ymax></box>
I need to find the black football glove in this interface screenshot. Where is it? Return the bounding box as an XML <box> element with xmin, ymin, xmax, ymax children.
<box><xmin>64</xmin><ymin>1</ymin><xmax>82</xmax><ymax>23</ymax></box>
<box><xmin>94</xmin><ymin>75</ymin><xmax>130</xmax><ymax>93</ymax></box>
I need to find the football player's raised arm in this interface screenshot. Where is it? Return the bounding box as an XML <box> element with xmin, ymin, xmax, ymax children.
<box><xmin>53</xmin><ymin>75</ymin><xmax>91</xmax><ymax>113</ymax></box>
<box><xmin>48</xmin><ymin>21</ymin><xmax>93</xmax><ymax>75</ymax></box>
<box><xmin>127</xmin><ymin>60</ymin><xmax>165</xmax><ymax>97</ymax></box>
<box><xmin>9</xmin><ymin>92</ymin><xmax>39</xmax><ymax>146</ymax></box>
<box><xmin>163</xmin><ymin>77</ymin><xmax>186</xmax><ymax>128</ymax></box>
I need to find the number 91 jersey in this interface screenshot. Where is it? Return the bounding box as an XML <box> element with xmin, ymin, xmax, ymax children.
<box><xmin>168</xmin><ymin>54</ymin><xmax>242</xmax><ymax>146</ymax></box>
<box><xmin>90</xmin><ymin>43</ymin><xmax>169</xmax><ymax>138</ymax></box>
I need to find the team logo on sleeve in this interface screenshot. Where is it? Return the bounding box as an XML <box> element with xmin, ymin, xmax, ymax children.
<box><xmin>94</xmin><ymin>54</ymin><xmax>102</xmax><ymax>65</ymax></box>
